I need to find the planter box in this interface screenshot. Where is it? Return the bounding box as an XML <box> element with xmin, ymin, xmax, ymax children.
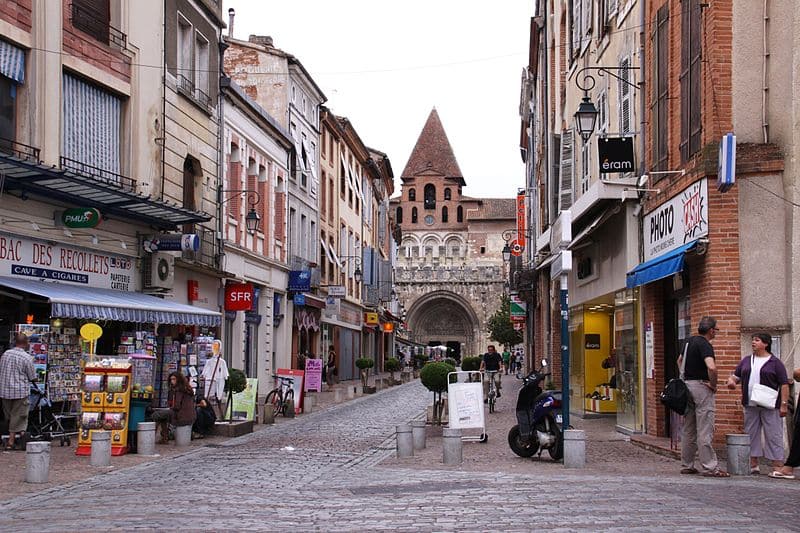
<box><xmin>212</xmin><ymin>420</ymin><xmax>254</xmax><ymax>437</ymax></box>
<box><xmin>363</xmin><ymin>386</ymin><xmax>377</xmax><ymax>394</ymax></box>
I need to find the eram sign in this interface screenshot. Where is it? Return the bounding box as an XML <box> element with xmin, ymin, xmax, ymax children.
<box><xmin>225</xmin><ymin>282</ymin><xmax>254</xmax><ymax>311</ymax></box>
<box><xmin>597</xmin><ymin>137</ymin><xmax>635</xmax><ymax>174</ymax></box>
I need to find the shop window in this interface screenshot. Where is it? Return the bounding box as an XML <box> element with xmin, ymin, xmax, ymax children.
<box><xmin>424</xmin><ymin>184</ymin><xmax>436</xmax><ymax>209</ymax></box>
<box><xmin>408</xmin><ymin>188</ymin><xmax>416</xmax><ymax>201</ymax></box>
<box><xmin>411</xmin><ymin>207</ymin><xmax>418</xmax><ymax>224</ymax></box>
<box><xmin>444</xmin><ymin>188</ymin><xmax>451</xmax><ymax>200</ymax></box>
<box><xmin>396</xmin><ymin>206</ymin><xmax>403</xmax><ymax>224</ymax></box>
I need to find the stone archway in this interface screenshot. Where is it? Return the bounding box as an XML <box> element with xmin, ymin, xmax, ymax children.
<box><xmin>406</xmin><ymin>290</ymin><xmax>482</xmax><ymax>356</ymax></box>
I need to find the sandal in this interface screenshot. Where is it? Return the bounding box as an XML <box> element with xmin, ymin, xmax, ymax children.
<box><xmin>702</xmin><ymin>469</ymin><xmax>730</xmax><ymax>478</ymax></box>
<box><xmin>768</xmin><ymin>471</ymin><xmax>796</xmax><ymax>480</ymax></box>
<box><xmin>750</xmin><ymin>467</ymin><xmax>760</xmax><ymax>475</ymax></box>
<box><xmin>680</xmin><ymin>467</ymin><xmax>699</xmax><ymax>475</ymax></box>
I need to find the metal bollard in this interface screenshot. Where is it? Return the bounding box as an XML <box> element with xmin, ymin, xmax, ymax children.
<box><xmin>25</xmin><ymin>441</ymin><xmax>50</xmax><ymax>483</ymax></box>
<box><xmin>285</xmin><ymin>399</ymin><xmax>296</xmax><ymax>419</ymax></box>
<box><xmin>411</xmin><ymin>419</ymin><xmax>427</xmax><ymax>450</ymax></box>
<box><xmin>396</xmin><ymin>424</ymin><xmax>414</xmax><ymax>458</ymax></box>
<box><xmin>726</xmin><ymin>434</ymin><xmax>751</xmax><ymax>475</ymax></box>
<box><xmin>90</xmin><ymin>431</ymin><xmax>112</xmax><ymax>467</ymax></box>
<box><xmin>563</xmin><ymin>429</ymin><xmax>586</xmax><ymax>468</ymax></box>
<box><xmin>442</xmin><ymin>428</ymin><xmax>462</xmax><ymax>465</ymax></box>
<box><xmin>136</xmin><ymin>422</ymin><xmax>157</xmax><ymax>456</ymax></box>
<box><xmin>174</xmin><ymin>425</ymin><xmax>192</xmax><ymax>447</ymax></box>
<box><xmin>334</xmin><ymin>388</ymin><xmax>343</xmax><ymax>403</ymax></box>
<box><xmin>304</xmin><ymin>395</ymin><xmax>314</xmax><ymax>414</ymax></box>
<box><xmin>262</xmin><ymin>403</ymin><xmax>275</xmax><ymax>425</ymax></box>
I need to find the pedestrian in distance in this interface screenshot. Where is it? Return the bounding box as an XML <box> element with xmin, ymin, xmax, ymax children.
<box><xmin>0</xmin><ymin>333</ymin><xmax>36</xmax><ymax>451</ymax></box>
<box><xmin>515</xmin><ymin>350</ymin><xmax>525</xmax><ymax>374</ymax></box>
<box><xmin>152</xmin><ymin>372</ymin><xmax>196</xmax><ymax>444</ymax></box>
<box><xmin>772</xmin><ymin>366</ymin><xmax>800</xmax><ymax>480</ymax></box>
<box><xmin>502</xmin><ymin>348</ymin><xmax>511</xmax><ymax>375</ymax></box>
<box><xmin>480</xmin><ymin>345</ymin><xmax>504</xmax><ymax>402</ymax></box>
<box><xmin>679</xmin><ymin>316</ymin><xmax>730</xmax><ymax>477</ymax></box>
<box><xmin>326</xmin><ymin>347</ymin><xmax>337</xmax><ymax>390</ymax></box>
<box><xmin>726</xmin><ymin>333</ymin><xmax>791</xmax><ymax>477</ymax></box>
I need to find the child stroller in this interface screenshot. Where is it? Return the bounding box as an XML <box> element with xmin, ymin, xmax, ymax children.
<box><xmin>27</xmin><ymin>385</ymin><xmax>77</xmax><ymax>446</ymax></box>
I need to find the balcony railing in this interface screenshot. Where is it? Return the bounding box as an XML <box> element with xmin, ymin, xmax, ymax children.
<box><xmin>195</xmin><ymin>87</ymin><xmax>212</xmax><ymax>110</ymax></box>
<box><xmin>182</xmin><ymin>225</ymin><xmax>218</xmax><ymax>269</ymax></box>
<box><xmin>60</xmin><ymin>156</ymin><xmax>137</xmax><ymax>192</ymax></box>
<box><xmin>0</xmin><ymin>137</ymin><xmax>41</xmax><ymax>161</ymax></box>
<box><xmin>70</xmin><ymin>1</ymin><xmax>128</xmax><ymax>50</ymax></box>
<box><xmin>177</xmin><ymin>74</ymin><xmax>195</xmax><ymax>97</ymax></box>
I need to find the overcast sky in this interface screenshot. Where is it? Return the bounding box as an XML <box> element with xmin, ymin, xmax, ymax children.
<box><xmin>223</xmin><ymin>0</ymin><xmax>530</xmax><ymax>199</ymax></box>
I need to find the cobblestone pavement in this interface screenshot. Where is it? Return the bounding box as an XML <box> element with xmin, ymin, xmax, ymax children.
<box><xmin>1</xmin><ymin>379</ymin><xmax>798</xmax><ymax>532</ymax></box>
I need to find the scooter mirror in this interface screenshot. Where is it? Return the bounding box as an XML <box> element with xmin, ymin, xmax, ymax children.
<box><xmin>541</xmin><ymin>359</ymin><xmax>548</xmax><ymax>367</ymax></box>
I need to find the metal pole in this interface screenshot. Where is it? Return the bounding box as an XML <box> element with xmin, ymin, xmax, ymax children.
<box><xmin>560</xmin><ymin>273</ymin><xmax>570</xmax><ymax>431</ymax></box>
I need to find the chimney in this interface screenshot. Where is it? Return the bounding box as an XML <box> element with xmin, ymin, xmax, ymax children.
<box><xmin>249</xmin><ymin>35</ymin><xmax>274</xmax><ymax>47</ymax></box>
<box><xmin>227</xmin><ymin>8</ymin><xmax>235</xmax><ymax>38</ymax></box>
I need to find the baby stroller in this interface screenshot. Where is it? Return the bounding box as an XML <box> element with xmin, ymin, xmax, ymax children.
<box><xmin>27</xmin><ymin>385</ymin><xmax>77</xmax><ymax>446</ymax></box>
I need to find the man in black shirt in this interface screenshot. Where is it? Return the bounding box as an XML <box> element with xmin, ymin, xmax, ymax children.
<box><xmin>679</xmin><ymin>316</ymin><xmax>729</xmax><ymax>477</ymax></box>
<box><xmin>480</xmin><ymin>345</ymin><xmax>504</xmax><ymax>400</ymax></box>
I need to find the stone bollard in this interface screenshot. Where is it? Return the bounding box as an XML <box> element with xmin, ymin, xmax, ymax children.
<box><xmin>375</xmin><ymin>379</ymin><xmax>383</xmax><ymax>391</ymax></box>
<box><xmin>285</xmin><ymin>399</ymin><xmax>296</xmax><ymax>419</ymax></box>
<box><xmin>25</xmin><ymin>441</ymin><xmax>50</xmax><ymax>483</ymax></box>
<box><xmin>90</xmin><ymin>431</ymin><xmax>112</xmax><ymax>467</ymax></box>
<box><xmin>396</xmin><ymin>424</ymin><xmax>414</xmax><ymax>458</ymax></box>
<box><xmin>347</xmin><ymin>386</ymin><xmax>355</xmax><ymax>400</ymax></box>
<box><xmin>304</xmin><ymin>395</ymin><xmax>314</xmax><ymax>414</ymax></box>
<box><xmin>136</xmin><ymin>422</ymin><xmax>156</xmax><ymax>456</ymax></box>
<box><xmin>174</xmin><ymin>425</ymin><xmax>192</xmax><ymax>447</ymax></box>
<box><xmin>334</xmin><ymin>388</ymin><xmax>344</xmax><ymax>403</ymax></box>
<box><xmin>563</xmin><ymin>429</ymin><xmax>586</xmax><ymax>469</ymax></box>
<box><xmin>262</xmin><ymin>403</ymin><xmax>275</xmax><ymax>425</ymax></box>
<box><xmin>411</xmin><ymin>419</ymin><xmax>427</xmax><ymax>450</ymax></box>
<box><xmin>442</xmin><ymin>428</ymin><xmax>463</xmax><ymax>465</ymax></box>
<box><xmin>726</xmin><ymin>434</ymin><xmax>751</xmax><ymax>475</ymax></box>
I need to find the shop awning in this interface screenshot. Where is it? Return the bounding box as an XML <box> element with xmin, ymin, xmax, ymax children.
<box><xmin>0</xmin><ymin>276</ymin><xmax>221</xmax><ymax>326</ymax></box>
<box><xmin>625</xmin><ymin>240</ymin><xmax>699</xmax><ymax>289</ymax></box>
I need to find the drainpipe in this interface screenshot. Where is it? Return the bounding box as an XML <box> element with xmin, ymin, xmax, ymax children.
<box><xmin>217</xmin><ymin>36</ymin><xmax>229</xmax><ymax>272</ymax></box>
<box><xmin>541</xmin><ymin>0</ymin><xmax>551</xmax><ymax>371</ymax></box>
<box><xmin>762</xmin><ymin>0</ymin><xmax>769</xmax><ymax>143</ymax></box>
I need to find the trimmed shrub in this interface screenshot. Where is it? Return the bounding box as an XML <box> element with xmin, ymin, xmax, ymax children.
<box><xmin>460</xmin><ymin>356</ymin><xmax>481</xmax><ymax>372</ymax></box>
<box><xmin>224</xmin><ymin>368</ymin><xmax>247</xmax><ymax>394</ymax></box>
<box><xmin>384</xmin><ymin>358</ymin><xmax>401</xmax><ymax>372</ymax></box>
<box><xmin>355</xmin><ymin>358</ymin><xmax>375</xmax><ymax>370</ymax></box>
<box><xmin>420</xmin><ymin>361</ymin><xmax>457</xmax><ymax>393</ymax></box>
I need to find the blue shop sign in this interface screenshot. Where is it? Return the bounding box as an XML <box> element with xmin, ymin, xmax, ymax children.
<box><xmin>294</xmin><ymin>293</ymin><xmax>306</xmax><ymax>306</ymax></box>
<box><xmin>289</xmin><ymin>270</ymin><xmax>311</xmax><ymax>291</ymax></box>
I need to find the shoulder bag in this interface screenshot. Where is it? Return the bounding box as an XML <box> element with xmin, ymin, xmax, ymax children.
<box><xmin>660</xmin><ymin>341</ymin><xmax>690</xmax><ymax>415</ymax></box>
<box><xmin>749</xmin><ymin>355</ymin><xmax>779</xmax><ymax>409</ymax></box>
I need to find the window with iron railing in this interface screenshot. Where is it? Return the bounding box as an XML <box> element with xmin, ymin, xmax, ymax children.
<box><xmin>71</xmin><ymin>0</ymin><xmax>127</xmax><ymax>50</ymax></box>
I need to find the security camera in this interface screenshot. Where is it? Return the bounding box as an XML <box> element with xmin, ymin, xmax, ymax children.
<box><xmin>636</xmin><ymin>174</ymin><xmax>649</xmax><ymax>188</ymax></box>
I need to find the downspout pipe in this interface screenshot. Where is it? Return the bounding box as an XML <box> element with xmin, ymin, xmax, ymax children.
<box><xmin>217</xmin><ymin>39</ymin><xmax>229</xmax><ymax>271</ymax></box>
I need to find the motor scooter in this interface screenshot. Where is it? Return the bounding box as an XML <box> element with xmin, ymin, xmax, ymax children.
<box><xmin>507</xmin><ymin>359</ymin><xmax>564</xmax><ymax>460</ymax></box>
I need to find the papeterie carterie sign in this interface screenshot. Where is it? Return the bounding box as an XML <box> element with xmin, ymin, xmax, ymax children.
<box><xmin>0</xmin><ymin>233</ymin><xmax>136</xmax><ymax>290</ymax></box>
<box><xmin>597</xmin><ymin>137</ymin><xmax>635</xmax><ymax>174</ymax></box>
<box><xmin>643</xmin><ymin>179</ymin><xmax>708</xmax><ymax>261</ymax></box>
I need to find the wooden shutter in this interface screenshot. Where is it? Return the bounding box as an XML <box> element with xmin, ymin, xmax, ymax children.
<box><xmin>619</xmin><ymin>57</ymin><xmax>632</xmax><ymax>134</ymax></box>
<box><xmin>558</xmin><ymin>129</ymin><xmax>574</xmax><ymax>211</ymax></box>
<box><xmin>582</xmin><ymin>0</ymin><xmax>592</xmax><ymax>48</ymax></box>
<box><xmin>651</xmin><ymin>5</ymin><xmax>670</xmax><ymax>171</ymax></box>
<box><xmin>550</xmin><ymin>133</ymin><xmax>561</xmax><ymax>223</ymax></box>
<box><xmin>571</xmin><ymin>0</ymin><xmax>581</xmax><ymax>59</ymax></box>
<box><xmin>688</xmin><ymin>0</ymin><xmax>703</xmax><ymax>156</ymax></box>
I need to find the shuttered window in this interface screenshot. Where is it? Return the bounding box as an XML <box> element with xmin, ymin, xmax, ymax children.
<box><xmin>558</xmin><ymin>129</ymin><xmax>575</xmax><ymax>212</ymax></box>
<box><xmin>618</xmin><ymin>57</ymin><xmax>633</xmax><ymax>134</ymax></box>
<box><xmin>550</xmin><ymin>133</ymin><xmax>561</xmax><ymax>224</ymax></box>
<box><xmin>62</xmin><ymin>73</ymin><xmax>122</xmax><ymax>175</ymax></box>
<box><xmin>571</xmin><ymin>0</ymin><xmax>581</xmax><ymax>60</ymax></box>
<box><xmin>680</xmin><ymin>0</ymin><xmax>702</xmax><ymax>162</ymax></box>
<box><xmin>651</xmin><ymin>5</ymin><xmax>670</xmax><ymax>171</ymax></box>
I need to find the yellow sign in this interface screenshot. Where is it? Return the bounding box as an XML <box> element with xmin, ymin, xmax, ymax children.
<box><xmin>80</xmin><ymin>323</ymin><xmax>103</xmax><ymax>341</ymax></box>
<box><xmin>364</xmin><ymin>312</ymin><xmax>379</xmax><ymax>326</ymax></box>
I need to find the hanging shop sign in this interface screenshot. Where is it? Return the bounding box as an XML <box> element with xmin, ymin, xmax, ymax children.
<box><xmin>364</xmin><ymin>312</ymin><xmax>379</xmax><ymax>326</ymax></box>
<box><xmin>382</xmin><ymin>322</ymin><xmax>394</xmax><ymax>333</ymax></box>
<box><xmin>0</xmin><ymin>233</ymin><xmax>135</xmax><ymax>290</ymax></box>
<box><xmin>516</xmin><ymin>192</ymin><xmax>526</xmax><ymax>248</ymax></box>
<box><xmin>510</xmin><ymin>239</ymin><xmax>523</xmax><ymax>257</ymax></box>
<box><xmin>510</xmin><ymin>294</ymin><xmax>527</xmax><ymax>318</ymax></box>
<box><xmin>60</xmin><ymin>208</ymin><xmax>102</xmax><ymax>229</ymax></box>
<box><xmin>293</xmin><ymin>293</ymin><xmax>306</xmax><ymax>306</ymax></box>
<box><xmin>327</xmin><ymin>285</ymin><xmax>346</xmax><ymax>297</ymax></box>
<box><xmin>224</xmin><ymin>282</ymin><xmax>254</xmax><ymax>311</ymax></box>
<box><xmin>143</xmin><ymin>234</ymin><xmax>199</xmax><ymax>253</ymax></box>
<box><xmin>643</xmin><ymin>179</ymin><xmax>708</xmax><ymax>261</ymax></box>
<box><xmin>187</xmin><ymin>280</ymin><xmax>199</xmax><ymax>302</ymax></box>
<box><xmin>288</xmin><ymin>270</ymin><xmax>311</xmax><ymax>292</ymax></box>
<box><xmin>597</xmin><ymin>137</ymin><xmax>635</xmax><ymax>174</ymax></box>
<box><xmin>717</xmin><ymin>132</ymin><xmax>736</xmax><ymax>192</ymax></box>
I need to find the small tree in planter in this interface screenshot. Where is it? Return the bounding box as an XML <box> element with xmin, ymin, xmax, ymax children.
<box><xmin>223</xmin><ymin>368</ymin><xmax>248</xmax><ymax>421</ymax></box>
<box><xmin>355</xmin><ymin>357</ymin><xmax>375</xmax><ymax>392</ymax></box>
<box><xmin>460</xmin><ymin>356</ymin><xmax>482</xmax><ymax>382</ymax></box>
<box><xmin>420</xmin><ymin>361</ymin><xmax>456</xmax><ymax>425</ymax></box>
<box><xmin>384</xmin><ymin>357</ymin><xmax>401</xmax><ymax>384</ymax></box>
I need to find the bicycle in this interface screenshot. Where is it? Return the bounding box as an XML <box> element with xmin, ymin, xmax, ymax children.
<box><xmin>265</xmin><ymin>375</ymin><xmax>295</xmax><ymax>416</ymax></box>
<box><xmin>486</xmin><ymin>370</ymin><xmax>499</xmax><ymax>413</ymax></box>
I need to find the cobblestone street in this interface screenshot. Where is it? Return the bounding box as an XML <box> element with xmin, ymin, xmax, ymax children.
<box><xmin>1</xmin><ymin>380</ymin><xmax>798</xmax><ymax>532</ymax></box>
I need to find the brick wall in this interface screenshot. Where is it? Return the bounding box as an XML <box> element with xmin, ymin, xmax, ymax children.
<box><xmin>0</xmin><ymin>0</ymin><xmax>32</xmax><ymax>32</ymax></box>
<box><xmin>62</xmin><ymin>1</ymin><xmax>131</xmax><ymax>83</ymax></box>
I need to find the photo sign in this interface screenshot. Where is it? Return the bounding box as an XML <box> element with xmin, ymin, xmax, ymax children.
<box><xmin>643</xmin><ymin>179</ymin><xmax>708</xmax><ymax>261</ymax></box>
<box><xmin>0</xmin><ymin>233</ymin><xmax>135</xmax><ymax>290</ymax></box>
<box><xmin>597</xmin><ymin>137</ymin><xmax>635</xmax><ymax>174</ymax></box>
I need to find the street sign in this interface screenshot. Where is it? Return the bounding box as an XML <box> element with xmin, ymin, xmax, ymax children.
<box><xmin>293</xmin><ymin>293</ymin><xmax>306</xmax><ymax>306</ymax></box>
<box><xmin>61</xmin><ymin>208</ymin><xmax>101</xmax><ymax>228</ymax></box>
<box><xmin>327</xmin><ymin>285</ymin><xmax>346</xmax><ymax>297</ymax></box>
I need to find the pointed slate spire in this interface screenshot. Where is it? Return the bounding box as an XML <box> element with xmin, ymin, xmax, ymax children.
<box><xmin>401</xmin><ymin>108</ymin><xmax>465</xmax><ymax>185</ymax></box>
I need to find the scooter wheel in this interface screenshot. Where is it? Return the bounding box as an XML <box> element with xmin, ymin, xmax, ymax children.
<box><xmin>548</xmin><ymin>431</ymin><xmax>563</xmax><ymax>461</ymax></box>
<box><xmin>508</xmin><ymin>424</ymin><xmax>538</xmax><ymax>457</ymax></box>
<box><xmin>479</xmin><ymin>433</ymin><xmax>488</xmax><ymax>443</ymax></box>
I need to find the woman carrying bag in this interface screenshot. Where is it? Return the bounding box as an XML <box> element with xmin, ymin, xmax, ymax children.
<box><xmin>726</xmin><ymin>333</ymin><xmax>791</xmax><ymax>477</ymax></box>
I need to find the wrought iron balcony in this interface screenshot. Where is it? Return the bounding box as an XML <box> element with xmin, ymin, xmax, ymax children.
<box><xmin>177</xmin><ymin>74</ymin><xmax>195</xmax><ymax>98</ymax></box>
<box><xmin>0</xmin><ymin>137</ymin><xmax>40</xmax><ymax>161</ymax></box>
<box><xmin>60</xmin><ymin>156</ymin><xmax>136</xmax><ymax>192</ymax></box>
<box><xmin>181</xmin><ymin>225</ymin><xmax>219</xmax><ymax>270</ymax></box>
<box><xmin>70</xmin><ymin>1</ymin><xmax>128</xmax><ymax>50</ymax></box>
<box><xmin>195</xmin><ymin>87</ymin><xmax>212</xmax><ymax>110</ymax></box>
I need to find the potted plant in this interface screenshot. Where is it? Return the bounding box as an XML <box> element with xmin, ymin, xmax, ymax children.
<box><xmin>385</xmin><ymin>357</ymin><xmax>401</xmax><ymax>385</ymax></box>
<box><xmin>420</xmin><ymin>361</ymin><xmax>456</xmax><ymax>425</ymax></box>
<box><xmin>460</xmin><ymin>356</ymin><xmax>482</xmax><ymax>382</ymax></box>
<box><xmin>355</xmin><ymin>357</ymin><xmax>375</xmax><ymax>393</ymax></box>
<box><xmin>223</xmin><ymin>368</ymin><xmax>247</xmax><ymax>422</ymax></box>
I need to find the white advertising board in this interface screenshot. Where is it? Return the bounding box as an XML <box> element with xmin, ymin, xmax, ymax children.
<box><xmin>643</xmin><ymin>179</ymin><xmax>708</xmax><ymax>261</ymax></box>
<box><xmin>447</xmin><ymin>381</ymin><xmax>485</xmax><ymax>430</ymax></box>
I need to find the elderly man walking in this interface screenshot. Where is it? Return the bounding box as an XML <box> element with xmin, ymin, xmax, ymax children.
<box><xmin>0</xmin><ymin>333</ymin><xmax>36</xmax><ymax>450</ymax></box>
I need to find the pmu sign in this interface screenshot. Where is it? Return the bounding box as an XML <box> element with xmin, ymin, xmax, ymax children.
<box><xmin>225</xmin><ymin>282</ymin><xmax>254</xmax><ymax>311</ymax></box>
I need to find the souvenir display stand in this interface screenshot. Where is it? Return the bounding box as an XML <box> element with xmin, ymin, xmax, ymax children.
<box><xmin>129</xmin><ymin>354</ymin><xmax>157</xmax><ymax>439</ymax></box>
<box><xmin>76</xmin><ymin>359</ymin><xmax>132</xmax><ymax>456</ymax></box>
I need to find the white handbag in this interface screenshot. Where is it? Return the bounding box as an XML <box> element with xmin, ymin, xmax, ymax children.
<box><xmin>750</xmin><ymin>356</ymin><xmax>779</xmax><ymax>409</ymax></box>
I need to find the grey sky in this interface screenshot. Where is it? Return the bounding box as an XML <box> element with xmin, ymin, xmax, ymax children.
<box><xmin>223</xmin><ymin>0</ymin><xmax>530</xmax><ymax>199</ymax></box>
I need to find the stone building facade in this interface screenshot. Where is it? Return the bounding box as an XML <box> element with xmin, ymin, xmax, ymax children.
<box><xmin>390</xmin><ymin>109</ymin><xmax>514</xmax><ymax>358</ymax></box>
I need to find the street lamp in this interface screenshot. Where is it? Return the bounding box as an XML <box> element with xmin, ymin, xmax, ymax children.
<box><xmin>220</xmin><ymin>188</ymin><xmax>262</xmax><ymax>235</ymax></box>
<box><xmin>573</xmin><ymin>65</ymin><xmax>641</xmax><ymax>143</ymax></box>
<box><xmin>502</xmin><ymin>243</ymin><xmax>512</xmax><ymax>262</ymax></box>
<box><xmin>339</xmin><ymin>255</ymin><xmax>362</xmax><ymax>283</ymax></box>
<box><xmin>244</xmin><ymin>207</ymin><xmax>260</xmax><ymax>234</ymax></box>
<box><xmin>574</xmin><ymin>96</ymin><xmax>599</xmax><ymax>143</ymax></box>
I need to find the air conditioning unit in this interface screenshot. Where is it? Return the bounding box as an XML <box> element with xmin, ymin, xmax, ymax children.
<box><xmin>143</xmin><ymin>252</ymin><xmax>175</xmax><ymax>290</ymax></box>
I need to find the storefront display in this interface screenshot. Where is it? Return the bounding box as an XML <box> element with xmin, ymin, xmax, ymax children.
<box><xmin>16</xmin><ymin>324</ymin><xmax>49</xmax><ymax>391</ymax></box>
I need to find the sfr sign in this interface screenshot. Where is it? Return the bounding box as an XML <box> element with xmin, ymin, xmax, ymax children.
<box><xmin>225</xmin><ymin>282</ymin><xmax>254</xmax><ymax>311</ymax></box>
